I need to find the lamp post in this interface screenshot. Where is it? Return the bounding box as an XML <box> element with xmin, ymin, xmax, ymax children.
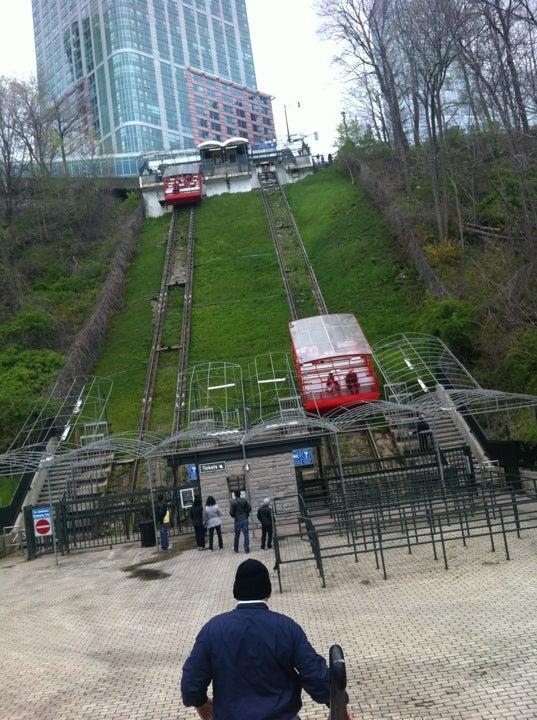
<box><xmin>284</xmin><ymin>101</ymin><xmax>301</xmax><ymax>143</ymax></box>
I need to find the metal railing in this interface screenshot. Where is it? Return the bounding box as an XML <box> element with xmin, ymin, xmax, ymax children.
<box><xmin>272</xmin><ymin>470</ymin><xmax>537</xmax><ymax>591</ymax></box>
<box><xmin>2</xmin><ymin>526</ymin><xmax>26</xmax><ymax>558</ymax></box>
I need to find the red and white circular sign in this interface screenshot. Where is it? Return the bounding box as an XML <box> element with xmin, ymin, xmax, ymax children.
<box><xmin>35</xmin><ymin>518</ymin><xmax>51</xmax><ymax>536</ymax></box>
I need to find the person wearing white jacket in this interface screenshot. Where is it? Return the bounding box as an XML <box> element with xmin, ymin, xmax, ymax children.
<box><xmin>203</xmin><ymin>496</ymin><xmax>223</xmax><ymax>551</ymax></box>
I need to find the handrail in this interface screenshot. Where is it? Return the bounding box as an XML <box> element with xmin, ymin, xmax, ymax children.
<box><xmin>329</xmin><ymin>644</ymin><xmax>347</xmax><ymax>720</ymax></box>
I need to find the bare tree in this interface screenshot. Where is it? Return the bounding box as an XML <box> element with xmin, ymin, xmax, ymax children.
<box><xmin>0</xmin><ymin>78</ymin><xmax>25</xmax><ymax>222</ymax></box>
<box><xmin>316</xmin><ymin>0</ymin><xmax>411</xmax><ymax>190</ymax></box>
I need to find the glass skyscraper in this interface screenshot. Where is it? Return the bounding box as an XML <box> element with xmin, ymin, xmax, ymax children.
<box><xmin>31</xmin><ymin>0</ymin><xmax>275</xmax><ymax>174</ymax></box>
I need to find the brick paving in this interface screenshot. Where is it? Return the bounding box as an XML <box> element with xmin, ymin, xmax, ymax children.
<box><xmin>1</xmin><ymin>530</ymin><xmax>537</xmax><ymax>720</ymax></box>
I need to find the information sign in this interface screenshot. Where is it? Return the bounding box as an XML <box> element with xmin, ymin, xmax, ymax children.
<box><xmin>200</xmin><ymin>461</ymin><xmax>226</xmax><ymax>473</ymax></box>
<box><xmin>187</xmin><ymin>464</ymin><xmax>198</xmax><ymax>481</ymax></box>
<box><xmin>32</xmin><ymin>507</ymin><xmax>53</xmax><ymax>537</ymax></box>
<box><xmin>292</xmin><ymin>448</ymin><xmax>314</xmax><ymax>467</ymax></box>
<box><xmin>180</xmin><ymin>487</ymin><xmax>195</xmax><ymax>509</ymax></box>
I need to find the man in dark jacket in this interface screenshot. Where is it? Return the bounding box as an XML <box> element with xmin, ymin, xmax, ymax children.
<box><xmin>230</xmin><ymin>489</ymin><xmax>251</xmax><ymax>553</ymax></box>
<box><xmin>257</xmin><ymin>497</ymin><xmax>273</xmax><ymax>550</ymax></box>
<box><xmin>189</xmin><ymin>495</ymin><xmax>205</xmax><ymax>550</ymax></box>
<box><xmin>181</xmin><ymin>559</ymin><xmax>353</xmax><ymax>720</ymax></box>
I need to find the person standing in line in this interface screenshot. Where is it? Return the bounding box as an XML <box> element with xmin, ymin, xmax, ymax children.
<box><xmin>203</xmin><ymin>496</ymin><xmax>223</xmax><ymax>551</ymax></box>
<box><xmin>230</xmin><ymin>489</ymin><xmax>251</xmax><ymax>554</ymax></box>
<box><xmin>190</xmin><ymin>496</ymin><xmax>205</xmax><ymax>551</ymax></box>
<box><xmin>257</xmin><ymin>497</ymin><xmax>273</xmax><ymax>551</ymax></box>
<box><xmin>155</xmin><ymin>494</ymin><xmax>170</xmax><ymax>551</ymax></box>
<box><xmin>181</xmin><ymin>559</ymin><xmax>354</xmax><ymax>720</ymax></box>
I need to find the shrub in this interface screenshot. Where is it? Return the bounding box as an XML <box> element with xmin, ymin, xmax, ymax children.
<box><xmin>424</xmin><ymin>242</ymin><xmax>463</xmax><ymax>267</ymax></box>
<box><xmin>0</xmin><ymin>347</ymin><xmax>64</xmax><ymax>450</ymax></box>
<box><xmin>0</xmin><ymin>308</ymin><xmax>55</xmax><ymax>348</ymax></box>
<box><xmin>499</xmin><ymin>329</ymin><xmax>537</xmax><ymax>395</ymax></box>
<box><xmin>417</xmin><ymin>297</ymin><xmax>478</xmax><ymax>359</ymax></box>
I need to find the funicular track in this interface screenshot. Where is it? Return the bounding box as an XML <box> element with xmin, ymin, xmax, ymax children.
<box><xmin>261</xmin><ymin>173</ymin><xmax>327</xmax><ymax>320</ymax></box>
<box><xmin>129</xmin><ymin>208</ymin><xmax>180</xmax><ymax>491</ymax></box>
<box><xmin>260</xmin><ymin>173</ymin><xmax>386</xmax><ymax>466</ymax></box>
<box><xmin>172</xmin><ymin>207</ymin><xmax>196</xmax><ymax>435</ymax></box>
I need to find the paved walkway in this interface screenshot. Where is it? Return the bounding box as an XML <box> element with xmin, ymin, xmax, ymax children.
<box><xmin>1</xmin><ymin>530</ymin><xmax>536</xmax><ymax>720</ymax></box>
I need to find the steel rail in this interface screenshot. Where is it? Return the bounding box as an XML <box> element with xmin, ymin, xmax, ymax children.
<box><xmin>130</xmin><ymin>207</ymin><xmax>179</xmax><ymax>492</ymax></box>
<box><xmin>276</xmin><ymin>176</ymin><xmax>328</xmax><ymax>315</ymax></box>
<box><xmin>365</xmin><ymin>428</ymin><xmax>382</xmax><ymax>460</ymax></box>
<box><xmin>172</xmin><ymin>206</ymin><xmax>196</xmax><ymax>435</ymax></box>
<box><xmin>261</xmin><ymin>181</ymin><xmax>299</xmax><ymax>320</ymax></box>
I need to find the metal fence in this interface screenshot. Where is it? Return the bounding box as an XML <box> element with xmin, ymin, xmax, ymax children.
<box><xmin>272</xmin><ymin>469</ymin><xmax>537</xmax><ymax>591</ymax></box>
<box><xmin>297</xmin><ymin>445</ymin><xmax>474</xmax><ymax>512</ymax></box>
<box><xmin>24</xmin><ymin>484</ymin><xmax>194</xmax><ymax>558</ymax></box>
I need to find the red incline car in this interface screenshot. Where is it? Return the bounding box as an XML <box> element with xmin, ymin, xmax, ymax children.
<box><xmin>289</xmin><ymin>314</ymin><xmax>380</xmax><ymax>413</ymax></box>
<box><xmin>163</xmin><ymin>163</ymin><xmax>204</xmax><ymax>206</ymax></box>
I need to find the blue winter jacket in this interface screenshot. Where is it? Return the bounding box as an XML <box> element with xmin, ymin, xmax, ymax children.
<box><xmin>181</xmin><ymin>602</ymin><xmax>331</xmax><ymax>720</ymax></box>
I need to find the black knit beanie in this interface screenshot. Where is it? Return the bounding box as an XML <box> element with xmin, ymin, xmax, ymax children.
<box><xmin>233</xmin><ymin>559</ymin><xmax>272</xmax><ymax>601</ymax></box>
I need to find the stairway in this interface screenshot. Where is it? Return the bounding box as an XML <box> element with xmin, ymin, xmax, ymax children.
<box><xmin>36</xmin><ymin>422</ymin><xmax>113</xmax><ymax>504</ymax></box>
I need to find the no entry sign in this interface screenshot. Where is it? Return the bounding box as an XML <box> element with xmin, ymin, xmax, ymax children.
<box><xmin>32</xmin><ymin>507</ymin><xmax>53</xmax><ymax>537</ymax></box>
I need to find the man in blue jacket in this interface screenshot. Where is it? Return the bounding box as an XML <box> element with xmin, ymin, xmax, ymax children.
<box><xmin>181</xmin><ymin>559</ymin><xmax>353</xmax><ymax>720</ymax></box>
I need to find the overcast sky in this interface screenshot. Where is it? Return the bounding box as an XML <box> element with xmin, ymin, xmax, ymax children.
<box><xmin>0</xmin><ymin>0</ymin><xmax>344</xmax><ymax>155</ymax></box>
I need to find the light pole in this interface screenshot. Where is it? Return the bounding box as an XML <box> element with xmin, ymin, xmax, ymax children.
<box><xmin>284</xmin><ymin>101</ymin><xmax>301</xmax><ymax>143</ymax></box>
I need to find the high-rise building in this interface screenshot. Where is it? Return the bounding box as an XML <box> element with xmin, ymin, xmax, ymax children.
<box><xmin>31</xmin><ymin>0</ymin><xmax>276</xmax><ymax>174</ymax></box>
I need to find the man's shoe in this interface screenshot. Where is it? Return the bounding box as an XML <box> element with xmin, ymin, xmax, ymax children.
<box><xmin>233</xmin><ymin>549</ymin><xmax>238</xmax><ymax>553</ymax></box>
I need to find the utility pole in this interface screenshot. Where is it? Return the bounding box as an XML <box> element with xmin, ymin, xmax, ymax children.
<box><xmin>284</xmin><ymin>101</ymin><xmax>301</xmax><ymax>143</ymax></box>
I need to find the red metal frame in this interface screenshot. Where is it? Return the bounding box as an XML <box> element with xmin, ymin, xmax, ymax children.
<box><xmin>290</xmin><ymin>337</ymin><xmax>381</xmax><ymax>413</ymax></box>
<box><xmin>163</xmin><ymin>171</ymin><xmax>204</xmax><ymax>206</ymax></box>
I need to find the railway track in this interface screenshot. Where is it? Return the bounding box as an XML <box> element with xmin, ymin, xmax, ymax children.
<box><xmin>130</xmin><ymin>208</ymin><xmax>179</xmax><ymax>492</ymax></box>
<box><xmin>260</xmin><ymin>171</ymin><xmax>327</xmax><ymax>319</ymax></box>
<box><xmin>172</xmin><ymin>206</ymin><xmax>196</xmax><ymax>435</ymax></box>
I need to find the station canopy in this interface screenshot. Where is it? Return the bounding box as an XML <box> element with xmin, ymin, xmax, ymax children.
<box><xmin>290</xmin><ymin>314</ymin><xmax>372</xmax><ymax>365</ymax></box>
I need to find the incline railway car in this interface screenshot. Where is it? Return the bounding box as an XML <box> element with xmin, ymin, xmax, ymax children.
<box><xmin>290</xmin><ymin>314</ymin><xmax>380</xmax><ymax>413</ymax></box>
<box><xmin>163</xmin><ymin>163</ymin><xmax>204</xmax><ymax>206</ymax></box>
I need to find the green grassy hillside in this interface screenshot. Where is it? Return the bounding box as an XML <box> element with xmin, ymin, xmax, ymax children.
<box><xmin>95</xmin><ymin>171</ymin><xmax>421</xmax><ymax>434</ymax></box>
<box><xmin>93</xmin><ymin>215</ymin><xmax>169</xmax><ymax>434</ymax></box>
<box><xmin>285</xmin><ymin>168</ymin><xmax>422</xmax><ymax>343</ymax></box>
<box><xmin>189</xmin><ymin>190</ymin><xmax>290</xmax><ymax>364</ymax></box>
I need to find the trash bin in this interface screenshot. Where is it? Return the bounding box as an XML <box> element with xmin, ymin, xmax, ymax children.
<box><xmin>139</xmin><ymin>520</ymin><xmax>156</xmax><ymax>547</ymax></box>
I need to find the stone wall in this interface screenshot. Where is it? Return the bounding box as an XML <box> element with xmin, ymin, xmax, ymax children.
<box><xmin>197</xmin><ymin>453</ymin><xmax>299</xmax><ymax>536</ymax></box>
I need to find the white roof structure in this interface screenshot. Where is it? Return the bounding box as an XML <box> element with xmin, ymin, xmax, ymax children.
<box><xmin>197</xmin><ymin>137</ymin><xmax>249</xmax><ymax>150</ymax></box>
<box><xmin>290</xmin><ymin>314</ymin><xmax>372</xmax><ymax>365</ymax></box>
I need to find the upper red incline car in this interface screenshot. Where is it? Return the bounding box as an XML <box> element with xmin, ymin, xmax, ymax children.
<box><xmin>163</xmin><ymin>163</ymin><xmax>204</xmax><ymax>206</ymax></box>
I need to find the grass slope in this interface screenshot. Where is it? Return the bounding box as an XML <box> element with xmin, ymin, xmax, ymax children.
<box><xmin>0</xmin><ymin>477</ymin><xmax>19</xmax><ymax>507</ymax></box>
<box><xmin>285</xmin><ymin>168</ymin><xmax>422</xmax><ymax>343</ymax></box>
<box><xmin>94</xmin><ymin>215</ymin><xmax>170</xmax><ymax>433</ymax></box>
<box><xmin>189</xmin><ymin>191</ymin><xmax>290</xmax><ymax>365</ymax></box>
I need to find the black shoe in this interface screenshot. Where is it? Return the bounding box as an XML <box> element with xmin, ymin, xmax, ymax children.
<box><xmin>261</xmin><ymin>546</ymin><xmax>265</xmax><ymax>550</ymax></box>
<box><xmin>233</xmin><ymin>549</ymin><xmax>238</xmax><ymax>553</ymax></box>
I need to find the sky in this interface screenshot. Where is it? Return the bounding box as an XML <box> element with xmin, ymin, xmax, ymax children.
<box><xmin>0</xmin><ymin>0</ymin><xmax>344</xmax><ymax>155</ymax></box>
